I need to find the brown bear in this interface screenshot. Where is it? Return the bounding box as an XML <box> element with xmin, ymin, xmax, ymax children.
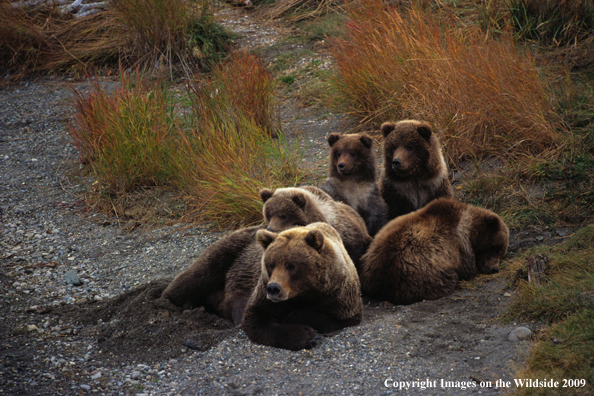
<box><xmin>379</xmin><ymin>120</ymin><xmax>454</xmax><ymax>220</ymax></box>
<box><xmin>241</xmin><ymin>222</ymin><xmax>363</xmax><ymax>350</ymax></box>
<box><xmin>359</xmin><ymin>198</ymin><xmax>509</xmax><ymax>305</ymax></box>
<box><xmin>259</xmin><ymin>185</ymin><xmax>372</xmax><ymax>269</ymax></box>
<box><xmin>319</xmin><ymin>132</ymin><xmax>389</xmax><ymax>236</ymax></box>
<box><xmin>161</xmin><ymin>225</ymin><xmax>264</xmax><ymax>325</ymax></box>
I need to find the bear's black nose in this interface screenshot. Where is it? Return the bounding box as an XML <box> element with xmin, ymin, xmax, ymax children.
<box><xmin>491</xmin><ymin>267</ymin><xmax>499</xmax><ymax>274</ymax></box>
<box><xmin>337</xmin><ymin>162</ymin><xmax>346</xmax><ymax>171</ymax></box>
<box><xmin>392</xmin><ymin>158</ymin><xmax>401</xmax><ymax>169</ymax></box>
<box><xmin>266</xmin><ymin>282</ymin><xmax>281</xmax><ymax>297</ymax></box>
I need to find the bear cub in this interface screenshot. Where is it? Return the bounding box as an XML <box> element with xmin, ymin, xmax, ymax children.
<box><xmin>359</xmin><ymin>198</ymin><xmax>509</xmax><ymax>305</ymax></box>
<box><xmin>319</xmin><ymin>132</ymin><xmax>389</xmax><ymax>236</ymax></box>
<box><xmin>260</xmin><ymin>186</ymin><xmax>372</xmax><ymax>269</ymax></box>
<box><xmin>380</xmin><ymin>120</ymin><xmax>454</xmax><ymax>219</ymax></box>
<box><xmin>241</xmin><ymin>222</ymin><xmax>363</xmax><ymax>350</ymax></box>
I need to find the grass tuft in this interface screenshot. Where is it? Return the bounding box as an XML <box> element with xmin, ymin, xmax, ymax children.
<box><xmin>69</xmin><ymin>51</ymin><xmax>308</xmax><ymax>228</ymax></box>
<box><xmin>327</xmin><ymin>1</ymin><xmax>564</xmax><ymax>163</ymax></box>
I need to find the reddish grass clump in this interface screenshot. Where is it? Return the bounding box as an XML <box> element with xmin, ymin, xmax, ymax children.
<box><xmin>328</xmin><ymin>1</ymin><xmax>564</xmax><ymax>163</ymax></box>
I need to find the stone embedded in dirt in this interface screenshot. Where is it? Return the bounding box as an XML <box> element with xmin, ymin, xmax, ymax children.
<box><xmin>64</xmin><ymin>270</ymin><xmax>82</xmax><ymax>286</ymax></box>
<box><xmin>507</xmin><ymin>327</ymin><xmax>532</xmax><ymax>341</ymax></box>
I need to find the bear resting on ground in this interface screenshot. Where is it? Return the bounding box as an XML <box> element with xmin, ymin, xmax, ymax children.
<box><xmin>380</xmin><ymin>120</ymin><xmax>454</xmax><ymax>219</ymax></box>
<box><xmin>241</xmin><ymin>222</ymin><xmax>363</xmax><ymax>350</ymax></box>
<box><xmin>359</xmin><ymin>198</ymin><xmax>509</xmax><ymax>305</ymax></box>
<box><xmin>319</xmin><ymin>132</ymin><xmax>389</xmax><ymax>236</ymax></box>
<box><xmin>260</xmin><ymin>185</ymin><xmax>372</xmax><ymax>269</ymax></box>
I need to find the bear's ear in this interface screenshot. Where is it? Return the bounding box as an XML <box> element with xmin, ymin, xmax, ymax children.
<box><xmin>292</xmin><ymin>192</ymin><xmax>307</xmax><ymax>208</ymax></box>
<box><xmin>327</xmin><ymin>133</ymin><xmax>341</xmax><ymax>147</ymax></box>
<box><xmin>381</xmin><ymin>122</ymin><xmax>396</xmax><ymax>138</ymax></box>
<box><xmin>359</xmin><ymin>134</ymin><xmax>373</xmax><ymax>149</ymax></box>
<box><xmin>484</xmin><ymin>214</ymin><xmax>500</xmax><ymax>230</ymax></box>
<box><xmin>304</xmin><ymin>229</ymin><xmax>324</xmax><ymax>251</ymax></box>
<box><xmin>259</xmin><ymin>188</ymin><xmax>274</xmax><ymax>203</ymax></box>
<box><xmin>257</xmin><ymin>229</ymin><xmax>277</xmax><ymax>250</ymax></box>
<box><xmin>417</xmin><ymin>123</ymin><xmax>433</xmax><ymax>140</ymax></box>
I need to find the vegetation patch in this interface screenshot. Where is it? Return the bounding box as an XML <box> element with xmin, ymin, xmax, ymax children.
<box><xmin>501</xmin><ymin>225</ymin><xmax>594</xmax><ymax>395</ymax></box>
<box><xmin>0</xmin><ymin>0</ymin><xmax>234</xmax><ymax>77</ymax></box>
<box><xmin>69</xmin><ymin>51</ymin><xmax>308</xmax><ymax>228</ymax></box>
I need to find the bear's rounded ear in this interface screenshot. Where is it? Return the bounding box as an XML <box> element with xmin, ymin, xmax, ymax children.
<box><xmin>292</xmin><ymin>192</ymin><xmax>307</xmax><ymax>208</ymax></box>
<box><xmin>259</xmin><ymin>188</ymin><xmax>274</xmax><ymax>203</ymax></box>
<box><xmin>257</xmin><ymin>229</ymin><xmax>277</xmax><ymax>250</ymax></box>
<box><xmin>359</xmin><ymin>134</ymin><xmax>373</xmax><ymax>149</ymax></box>
<box><xmin>304</xmin><ymin>229</ymin><xmax>324</xmax><ymax>251</ymax></box>
<box><xmin>381</xmin><ymin>122</ymin><xmax>396</xmax><ymax>138</ymax></box>
<box><xmin>327</xmin><ymin>133</ymin><xmax>341</xmax><ymax>147</ymax></box>
<box><xmin>484</xmin><ymin>214</ymin><xmax>501</xmax><ymax>229</ymax></box>
<box><xmin>417</xmin><ymin>123</ymin><xmax>433</xmax><ymax>140</ymax></box>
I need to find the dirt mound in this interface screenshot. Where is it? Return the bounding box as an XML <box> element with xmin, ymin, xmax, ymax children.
<box><xmin>53</xmin><ymin>280</ymin><xmax>239</xmax><ymax>364</ymax></box>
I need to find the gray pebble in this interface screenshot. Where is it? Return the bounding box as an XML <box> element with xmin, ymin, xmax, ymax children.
<box><xmin>508</xmin><ymin>327</ymin><xmax>532</xmax><ymax>341</ymax></box>
<box><xmin>65</xmin><ymin>270</ymin><xmax>82</xmax><ymax>286</ymax></box>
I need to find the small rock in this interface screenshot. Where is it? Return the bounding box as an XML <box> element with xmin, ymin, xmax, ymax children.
<box><xmin>90</xmin><ymin>372</ymin><xmax>102</xmax><ymax>380</ymax></box>
<box><xmin>508</xmin><ymin>327</ymin><xmax>532</xmax><ymax>341</ymax></box>
<box><xmin>27</xmin><ymin>324</ymin><xmax>38</xmax><ymax>332</ymax></box>
<box><xmin>65</xmin><ymin>270</ymin><xmax>82</xmax><ymax>286</ymax></box>
<box><xmin>80</xmin><ymin>384</ymin><xmax>91</xmax><ymax>391</ymax></box>
<box><xmin>130</xmin><ymin>371</ymin><xmax>142</xmax><ymax>380</ymax></box>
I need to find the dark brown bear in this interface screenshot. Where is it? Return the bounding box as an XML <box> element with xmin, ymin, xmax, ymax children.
<box><xmin>359</xmin><ymin>198</ymin><xmax>509</xmax><ymax>305</ymax></box>
<box><xmin>319</xmin><ymin>132</ymin><xmax>389</xmax><ymax>236</ymax></box>
<box><xmin>241</xmin><ymin>222</ymin><xmax>363</xmax><ymax>350</ymax></box>
<box><xmin>161</xmin><ymin>226</ymin><xmax>263</xmax><ymax>325</ymax></box>
<box><xmin>379</xmin><ymin>120</ymin><xmax>454</xmax><ymax>219</ymax></box>
<box><xmin>259</xmin><ymin>186</ymin><xmax>372</xmax><ymax>269</ymax></box>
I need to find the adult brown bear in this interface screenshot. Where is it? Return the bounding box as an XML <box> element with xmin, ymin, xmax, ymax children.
<box><xmin>241</xmin><ymin>223</ymin><xmax>363</xmax><ymax>350</ymax></box>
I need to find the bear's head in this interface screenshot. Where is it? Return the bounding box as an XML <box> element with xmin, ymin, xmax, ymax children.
<box><xmin>256</xmin><ymin>224</ymin><xmax>334</xmax><ymax>302</ymax></box>
<box><xmin>327</xmin><ymin>132</ymin><xmax>376</xmax><ymax>180</ymax></box>
<box><xmin>470</xmin><ymin>209</ymin><xmax>509</xmax><ymax>274</ymax></box>
<box><xmin>259</xmin><ymin>188</ymin><xmax>325</xmax><ymax>233</ymax></box>
<box><xmin>381</xmin><ymin>120</ymin><xmax>442</xmax><ymax>180</ymax></box>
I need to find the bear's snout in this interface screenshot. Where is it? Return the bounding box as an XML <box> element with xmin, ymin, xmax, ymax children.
<box><xmin>337</xmin><ymin>162</ymin><xmax>346</xmax><ymax>171</ymax></box>
<box><xmin>392</xmin><ymin>158</ymin><xmax>402</xmax><ymax>169</ymax></box>
<box><xmin>490</xmin><ymin>267</ymin><xmax>499</xmax><ymax>274</ymax></box>
<box><xmin>266</xmin><ymin>282</ymin><xmax>282</xmax><ymax>299</ymax></box>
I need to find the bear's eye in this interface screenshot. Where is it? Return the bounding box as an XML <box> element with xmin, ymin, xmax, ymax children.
<box><xmin>286</xmin><ymin>264</ymin><xmax>295</xmax><ymax>271</ymax></box>
<box><xmin>405</xmin><ymin>145</ymin><xmax>414</xmax><ymax>151</ymax></box>
<box><xmin>278</xmin><ymin>214</ymin><xmax>287</xmax><ymax>220</ymax></box>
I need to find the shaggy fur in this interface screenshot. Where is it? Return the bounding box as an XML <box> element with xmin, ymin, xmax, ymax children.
<box><xmin>319</xmin><ymin>132</ymin><xmax>389</xmax><ymax>236</ymax></box>
<box><xmin>379</xmin><ymin>120</ymin><xmax>454</xmax><ymax>219</ymax></box>
<box><xmin>260</xmin><ymin>185</ymin><xmax>372</xmax><ymax>269</ymax></box>
<box><xmin>359</xmin><ymin>198</ymin><xmax>509</xmax><ymax>305</ymax></box>
<box><xmin>161</xmin><ymin>226</ymin><xmax>263</xmax><ymax>325</ymax></box>
<box><xmin>241</xmin><ymin>223</ymin><xmax>363</xmax><ymax>350</ymax></box>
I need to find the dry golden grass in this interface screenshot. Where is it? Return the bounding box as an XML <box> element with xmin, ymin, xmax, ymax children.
<box><xmin>328</xmin><ymin>0</ymin><xmax>566</xmax><ymax>163</ymax></box>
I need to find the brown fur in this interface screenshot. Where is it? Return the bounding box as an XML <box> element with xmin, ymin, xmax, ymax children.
<box><xmin>241</xmin><ymin>223</ymin><xmax>363</xmax><ymax>350</ymax></box>
<box><xmin>359</xmin><ymin>198</ymin><xmax>509</xmax><ymax>305</ymax></box>
<box><xmin>379</xmin><ymin>120</ymin><xmax>454</xmax><ymax>219</ymax></box>
<box><xmin>161</xmin><ymin>226</ymin><xmax>264</xmax><ymax>325</ymax></box>
<box><xmin>259</xmin><ymin>186</ymin><xmax>372</xmax><ymax>270</ymax></box>
<box><xmin>319</xmin><ymin>132</ymin><xmax>389</xmax><ymax>236</ymax></box>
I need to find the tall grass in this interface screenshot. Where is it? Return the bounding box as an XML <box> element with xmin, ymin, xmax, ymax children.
<box><xmin>0</xmin><ymin>0</ymin><xmax>233</xmax><ymax>77</ymax></box>
<box><xmin>328</xmin><ymin>1</ymin><xmax>564</xmax><ymax>163</ymax></box>
<box><xmin>69</xmin><ymin>71</ymin><xmax>178</xmax><ymax>193</ymax></box>
<box><xmin>69</xmin><ymin>52</ymin><xmax>308</xmax><ymax>227</ymax></box>
<box><xmin>175</xmin><ymin>51</ymin><xmax>307</xmax><ymax>227</ymax></box>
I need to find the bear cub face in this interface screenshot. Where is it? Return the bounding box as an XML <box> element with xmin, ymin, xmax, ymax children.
<box><xmin>472</xmin><ymin>212</ymin><xmax>509</xmax><ymax>275</ymax></box>
<box><xmin>260</xmin><ymin>188</ymin><xmax>316</xmax><ymax>232</ymax></box>
<box><xmin>327</xmin><ymin>133</ymin><xmax>375</xmax><ymax>180</ymax></box>
<box><xmin>381</xmin><ymin>120</ymin><xmax>436</xmax><ymax>180</ymax></box>
<box><xmin>257</xmin><ymin>227</ymin><xmax>328</xmax><ymax>302</ymax></box>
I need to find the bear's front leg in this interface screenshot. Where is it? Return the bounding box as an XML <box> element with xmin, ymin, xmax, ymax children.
<box><xmin>241</xmin><ymin>302</ymin><xmax>323</xmax><ymax>350</ymax></box>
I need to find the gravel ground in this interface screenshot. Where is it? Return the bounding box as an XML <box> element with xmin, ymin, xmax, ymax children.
<box><xmin>0</xmin><ymin>7</ymin><xmax>554</xmax><ymax>396</ymax></box>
